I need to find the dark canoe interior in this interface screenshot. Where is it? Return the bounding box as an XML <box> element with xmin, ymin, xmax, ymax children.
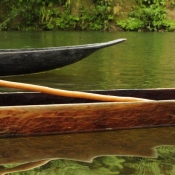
<box><xmin>0</xmin><ymin>89</ymin><xmax>175</xmax><ymax>106</ymax></box>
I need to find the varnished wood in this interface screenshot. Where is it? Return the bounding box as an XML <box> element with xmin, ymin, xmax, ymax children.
<box><xmin>0</xmin><ymin>88</ymin><xmax>175</xmax><ymax>137</ymax></box>
<box><xmin>0</xmin><ymin>39</ymin><xmax>126</xmax><ymax>76</ymax></box>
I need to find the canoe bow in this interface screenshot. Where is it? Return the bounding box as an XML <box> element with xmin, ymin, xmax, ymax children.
<box><xmin>0</xmin><ymin>38</ymin><xmax>126</xmax><ymax>76</ymax></box>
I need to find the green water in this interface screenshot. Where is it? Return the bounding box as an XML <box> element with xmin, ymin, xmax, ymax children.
<box><xmin>1</xmin><ymin>31</ymin><xmax>175</xmax><ymax>90</ymax></box>
<box><xmin>0</xmin><ymin>31</ymin><xmax>175</xmax><ymax>174</ymax></box>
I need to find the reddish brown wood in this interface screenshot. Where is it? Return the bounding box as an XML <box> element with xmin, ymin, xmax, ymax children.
<box><xmin>0</xmin><ymin>99</ymin><xmax>175</xmax><ymax>137</ymax></box>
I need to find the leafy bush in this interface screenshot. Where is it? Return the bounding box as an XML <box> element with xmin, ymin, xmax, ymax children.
<box><xmin>79</xmin><ymin>0</ymin><xmax>113</xmax><ymax>31</ymax></box>
<box><xmin>117</xmin><ymin>18</ymin><xmax>144</xmax><ymax>31</ymax></box>
<box><xmin>116</xmin><ymin>2</ymin><xmax>173</xmax><ymax>31</ymax></box>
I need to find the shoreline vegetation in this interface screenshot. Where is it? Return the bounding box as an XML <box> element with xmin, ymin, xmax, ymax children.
<box><xmin>1</xmin><ymin>0</ymin><xmax>175</xmax><ymax>32</ymax></box>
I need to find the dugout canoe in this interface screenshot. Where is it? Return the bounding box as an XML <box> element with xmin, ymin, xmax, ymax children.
<box><xmin>0</xmin><ymin>38</ymin><xmax>126</xmax><ymax>76</ymax></box>
<box><xmin>0</xmin><ymin>88</ymin><xmax>175</xmax><ymax>137</ymax></box>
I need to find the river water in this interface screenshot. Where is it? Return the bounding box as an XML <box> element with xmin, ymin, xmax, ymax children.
<box><xmin>0</xmin><ymin>31</ymin><xmax>175</xmax><ymax>174</ymax></box>
<box><xmin>1</xmin><ymin>31</ymin><xmax>175</xmax><ymax>90</ymax></box>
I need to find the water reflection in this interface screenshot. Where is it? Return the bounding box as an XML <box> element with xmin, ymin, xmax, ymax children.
<box><xmin>0</xmin><ymin>126</ymin><xmax>175</xmax><ymax>174</ymax></box>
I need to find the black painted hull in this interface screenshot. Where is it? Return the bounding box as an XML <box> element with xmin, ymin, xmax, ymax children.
<box><xmin>0</xmin><ymin>38</ymin><xmax>126</xmax><ymax>76</ymax></box>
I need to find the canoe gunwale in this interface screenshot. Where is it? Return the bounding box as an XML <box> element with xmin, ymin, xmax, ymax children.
<box><xmin>0</xmin><ymin>88</ymin><xmax>175</xmax><ymax>107</ymax></box>
<box><xmin>0</xmin><ymin>99</ymin><xmax>174</xmax><ymax>109</ymax></box>
<box><xmin>0</xmin><ymin>38</ymin><xmax>126</xmax><ymax>54</ymax></box>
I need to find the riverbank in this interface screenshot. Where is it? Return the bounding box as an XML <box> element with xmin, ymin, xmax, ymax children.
<box><xmin>0</xmin><ymin>0</ymin><xmax>175</xmax><ymax>31</ymax></box>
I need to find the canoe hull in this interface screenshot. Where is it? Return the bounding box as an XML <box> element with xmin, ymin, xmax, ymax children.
<box><xmin>0</xmin><ymin>100</ymin><xmax>175</xmax><ymax>137</ymax></box>
<box><xmin>0</xmin><ymin>39</ymin><xmax>126</xmax><ymax>76</ymax></box>
<box><xmin>0</xmin><ymin>47</ymin><xmax>97</xmax><ymax>76</ymax></box>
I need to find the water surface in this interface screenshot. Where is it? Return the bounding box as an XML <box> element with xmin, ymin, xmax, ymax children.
<box><xmin>1</xmin><ymin>31</ymin><xmax>175</xmax><ymax>90</ymax></box>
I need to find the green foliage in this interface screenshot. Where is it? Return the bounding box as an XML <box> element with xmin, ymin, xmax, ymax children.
<box><xmin>125</xmin><ymin>146</ymin><xmax>175</xmax><ymax>174</ymax></box>
<box><xmin>117</xmin><ymin>17</ymin><xmax>144</xmax><ymax>31</ymax></box>
<box><xmin>116</xmin><ymin>0</ymin><xmax>175</xmax><ymax>31</ymax></box>
<box><xmin>0</xmin><ymin>0</ymin><xmax>114</xmax><ymax>31</ymax></box>
<box><xmin>55</xmin><ymin>4</ymin><xmax>79</xmax><ymax>30</ymax></box>
<box><xmin>55</xmin><ymin>0</ymin><xmax>114</xmax><ymax>31</ymax></box>
<box><xmin>0</xmin><ymin>0</ymin><xmax>70</xmax><ymax>30</ymax></box>
<box><xmin>0</xmin><ymin>0</ymin><xmax>47</xmax><ymax>30</ymax></box>
<box><xmin>1</xmin><ymin>0</ymin><xmax>175</xmax><ymax>31</ymax></box>
<box><xmin>79</xmin><ymin>0</ymin><xmax>113</xmax><ymax>31</ymax></box>
<box><xmin>136</xmin><ymin>0</ymin><xmax>165</xmax><ymax>6</ymax></box>
<box><xmin>92</xmin><ymin>1</ymin><xmax>113</xmax><ymax>30</ymax></box>
<box><xmin>166</xmin><ymin>20</ymin><xmax>175</xmax><ymax>31</ymax></box>
<box><xmin>40</xmin><ymin>7</ymin><xmax>58</xmax><ymax>30</ymax></box>
<box><xmin>131</xmin><ymin>4</ymin><xmax>167</xmax><ymax>31</ymax></box>
<box><xmin>170</xmin><ymin>0</ymin><xmax>175</xmax><ymax>8</ymax></box>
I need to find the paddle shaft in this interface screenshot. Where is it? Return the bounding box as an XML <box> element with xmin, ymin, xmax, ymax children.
<box><xmin>0</xmin><ymin>79</ymin><xmax>152</xmax><ymax>102</ymax></box>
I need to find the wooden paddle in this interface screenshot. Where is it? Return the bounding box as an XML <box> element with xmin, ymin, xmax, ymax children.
<box><xmin>0</xmin><ymin>79</ymin><xmax>153</xmax><ymax>102</ymax></box>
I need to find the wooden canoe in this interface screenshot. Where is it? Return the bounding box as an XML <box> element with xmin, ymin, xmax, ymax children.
<box><xmin>0</xmin><ymin>88</ymin><xmax>175</xmax><ymax>137</ymax></box>
<box><xmin>0</xmin><ymin>38</ymin><xmax>126</xmax><ymax>76</ymax></box>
